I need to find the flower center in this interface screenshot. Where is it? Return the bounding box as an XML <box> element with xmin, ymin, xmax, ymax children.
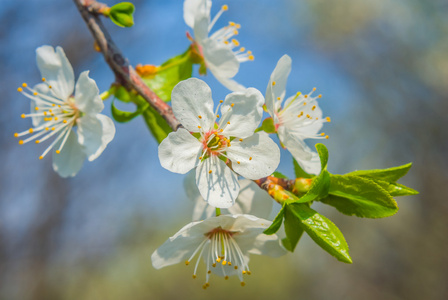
<box><xmin>201</xmin><ymin>130</ymin><xmax>229</xmax><ymax>158</ymax></box>
<box><xmin>15</xmin><ymin>81</ymin><xmax>80</xmax><ymax>160</ymax></box>
<box><xmin>185</xmin><ymin>226</ymin><xmax>251</xmax><ymax>289</ymax></box>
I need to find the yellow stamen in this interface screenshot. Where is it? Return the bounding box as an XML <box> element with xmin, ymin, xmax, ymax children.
<box><xmin>231</xmin><ymin>103</ymin><xmax>235</xmax><ymax>107</ymax></box>
<box><xmin>312</xmin><ymin>105</ymin><xmax>316</xmax><ymax>111</ymax></box>
<box><xmin>35</xmin><ymin>140</ymin><xmax>40</xmax><ymax>144</ymax></box>
<box><xmin>249</xmin><ymin>157</ymin><xmax>252</xmax><ymax>160</ymax></box>
<box><xmin>321</xmin><ymin>132</ymin><xmax>325</xmax><ymax>136</ymax></box>
<box><xmin>227</xmin><ymin>121</ymin><xmax>230</xmax><ymax>125</ymax></box>
<box><xmin>216</xmin><ymin>114</ymin><xmax>220</xmax><ymax>118</ymax></box>
<box><xmin>222</xmin><ymin>4</ymin><xmax>228</xmax><ymax>11</ymax></box>
<box><xmin>239</xmin><ymin>47</ymin><xmax>245</xmax><ymax>52</ymax></box>
<box><xmin>17</xmin><ymin>87</ymin><xmax>23</xmax><ymax>92</ymax></box>
<box><xmin>208</xmin><ymin>270</ymin><xmax>211</xmax><ymax>274</ymax></box>
<box><xmin>232</xmin><ymin>39</ymin><xmax>239</xmax><ymax>46</ymax></box>
<box><xmin>229</xmin><ymin>21</ymin><xmax>236</xmax><ymax>26</ymax></box>
<box><xmin>21</xmin><ymin>114</ymin><xmax>25</xmax><ymax>118</ymax></box>
<box><xmin>63</xmin><ymin>120</ymin><xmax>67</xmax><ymax>124</ymax></box>
<box><xmin>22</xmin><ymin>83</ymin><xmax>27</xmax><ymax>88</ymax></box>
<box><xmin>277</xmin><ymin>97</ymin><xmax>281</xmax><ymax>101</ymax></box>
<box><xmin>318</xmin><ymin>94</ymin><xmax>322</xmax><ymax>98</ymax></box>
<box><xmin>39</xmin><ymin>156</ymin><xmax>43</xmax><ymax>160</ymax></box>
<box><xmin>29</xmin><ymin>128</ymin><xmax>34</xmax><ymax>134</ymax></box>
<box><xmin>272</xmin><ymin>81</ymin><xmax>276</xmax><ymax>86</ymax></box>
<box><xmin>234</xmin><ymin>266</ymin><xmax>238</xmax><ymax>269</ymax></box>
<box><xmin>222</xmin><ymin>260</ymin><xmax>227</xmax><ymax>265</ymax></box>
<box><xmin>237</xmin><ymin>161</ymin><xmax>240</xmax><ymax>164</ymax></box>
<box><xmin>325</xmin><ymin>135</ymin><xmax>329</xmax><ymax>139</ymax></box>
<box><xmin>185</xmin><ymin>261</ymin><xmax>190</xmax><ymax>265</ymax></box>
<box><xmin>42</xmin><ymin>77</ymin><xmax>46</xmax><ymax>82</ymax></box>
<box><xmin>225</xmin><ymin>276</ymin><xmax>229</xmax><ymax>280</ymax></box>
<box><xmin>239</xmin><ymin>139</ymin><xmax>243</xmax><ymax>142</ymax></box>
<box><xmin>220</xmin><ymin>100</ymin><xmax>223</xmax><ymax>103</ymax></box>
<box><xmin>48</xmin><ymin>85</ymin><xmax>52</xmax><ymax>89</ymax></box>
<box><xmin>56</xmin><ymin>150</ymin><xmax>60</xmax><ymax>154</ymax></box>
<box><xmin>199</xmin><ymin>156</ymin><xmax>203</xmax><ymax>160</ymax></box>
<box><xmin>209</xmin><ymin>170</ymin><xmax>212</xmax><ymax>174</ymax></box>
<box><xmin>248</xmin><ymin>55</ymin><xmax>255</xmax><ymax>61</ymax></box>
<box><xmin>18</xmin><ymin>140</ymin><xmax>24</xmax><ymax>145</ymax></box>
<box><xmin>33</xmin><ymin>92</ymin><xmax>38</xmax><ymax>96</ymax></box>
<box><xmin>198</xmin><ymin>126</ymin><xmax>201</xmax><ymax>129</ymax></box>
<box><xmin>241</xmin><ymin>282</ymin><xmax>246</xmax><ymax>287</ymax></box>
<box><xmin>326</xmin><ymin>117</ymin><xmax>331</xmax><ymax>122</ymax></box>
<box><xmin>192</xmin><ymin>275</ymin><xmax>197</xmax><ymax>279</ymax></box>
<box><xmin>14</xmin><ymin>133</ymin><xmax>18</xmax><ymax>138</ymax></box>
<box><xmin>198</xmin><ymin>115</ymin><xmax>202</xmax><ymax>119</ymax></box>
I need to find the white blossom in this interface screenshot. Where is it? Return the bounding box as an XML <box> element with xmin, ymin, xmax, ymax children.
<box><xmin>265</xmin><ymin>55</ymin><xmax>330</xmax><ymax>175</ymax></box>
<box><xmin>15</xmin><ymin>45</ymin><xmax>115</xmax><ymax>177</ymax></box>
<box><xmin>158</xmin><ymin>78</ymin><xmax>280</xmax><ymax>208</ymax></box>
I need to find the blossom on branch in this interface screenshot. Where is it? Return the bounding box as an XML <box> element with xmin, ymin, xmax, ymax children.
<box><xmin>151</xmin><ymin>214</ymin><xmax>286</xmax><ymax>288</ymax></box>
<box><xmin>15</xmin><ymin>45</ymin><xmax>115</xmax><ymax>177</ymax></box>
<box><xmin>158</xmin><ymin>78</ymin><xmax>280</xmax><ymax>208</ymax></box>
<box><xmin>184</xmin><ymin>0</ymin><xmax>253</xmax><ymax>91</ymax></box>
<box><xmin>265</xmin><ymin>55</ymin><xmax>330</xmax><ymax>175</ymax></box>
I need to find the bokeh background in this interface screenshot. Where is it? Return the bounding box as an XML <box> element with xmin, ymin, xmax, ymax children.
<box><xmin>0</xmin><ymin>0</ymin><xmax>447</xmax><ymax>299</ymax></box>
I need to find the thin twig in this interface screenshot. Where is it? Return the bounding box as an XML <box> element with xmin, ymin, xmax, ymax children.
<box><xmin>73</xmin><ymin>0</ymin><xmax>181</xmax><ymax>130</ymax></box>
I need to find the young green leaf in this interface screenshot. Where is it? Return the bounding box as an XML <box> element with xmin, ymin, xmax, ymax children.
<box><xmin>111</xmin><ymin>99</ymin><xmax>147</xmax><ymax>123</ymax></box>
<box><xmin>295</xmin><ymin>170</ymin><xmax>330</xmax><ymax>203</ymax></box>
<box><xmin>109</xmin><ymin>2</ymin><xmax>135</xmax><ymax>28</ymax></box>
<box><xmin>263</xmin><ymin>206</ymin><xmax>285</xmax><ymax>235</ymax></box>
<box><xmin>282</xmin><ymin>206</ymin><xmax>304</xmax><ymax>252</ymax></box>
<box><xmin>346</xmin><ymin>163</ymin><xmax>412</xmax><ymax>183</ymax></box>
<box><xmin>293</xmin><ymin>158</ymin><xmax>313</xmax><ymax>179</ymax></box>
<box><xmin>315</xmin><ymin>143</ymin><xmax>329</xmax><ymax>170</ymax></box>
<box><xmin>289</xmin><ymin>203</ymin><xmax>352</xmax><ymax>263</ymax></box>
<box><xmin>323</xmin><ymin>175</ymin><xmax>398</xmax><ymax>218</ymax></box>
<box><xmin>142</xmin><ymin>105</ymin><xmax>172</xmax><ymax>144</ymax></box>
<box><xmin>371</xmin><ymin>180</ymin><xmax>419</xmax><ymax>197</ymax></box>
<box><xmin>142</xmin><ymin>49</ymin><xmax>193</xmax><ymax>102</ymax></box>
<box><xmin>271</xmin><ymin>171</ymin><xmax>288</xmax><ymax>179</ymax></box>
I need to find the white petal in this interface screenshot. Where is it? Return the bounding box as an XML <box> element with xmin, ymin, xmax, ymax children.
<box><xmin>213</xmin><ymin>75</ymin><xmax>246</xmax><ymax>92</ymax></box>
<box><xmin>195</xmin><ymin>157</ymin><xmax>239</xmax><ymax>208</ymax></box>
<box><xmin>203</xmin><ymin>38</ymin><xmax>239</xmax><ymax>79</ymax></box>
<box><xmin>158</xmin><ymin>128</ymin><xmax>202</xmax><ymax>174</ymax></box>
<box><xmin>171</xmin><ymin>78</ymin><xmax>215</xmax><ymax>132</ymax></box>
<box><xmin>52</xmin><ymin>130</ymin><xmax>86</xmax><ymax>177</ymax></box>
<box><xmin>76</xmin><ymin>115</ymin><xmax>106</xmax><ymax>161</ymax></box>
<box><xmin>265</xmin><ymin>55</ymin><xmax>291</xmax><ymax>118</ymax></box>
<box><xmin>74</xmin><ymin>71</ymin><xmax>103</xmax><ymax>114</ymax></box>
<box><xmin>227</xmin><ymin>132</ymin><xmax>280</xmax><ymax>179</ymax></box>
<box><xmin>83</xmin><ymin>114</ymin><xmax>115</xmax><ymax>162</ymax></box>
<box><xmin>193</xmin><ymin>14</ymin><xmax>209</xmax><ymax>42</ymax></box>
<box><xmin>184</xmin><ymin>171</ymin><xmax>216</xmax><ymax>221</ymax></box>
<box><xmin>247</xmin><ymin>232</ymin><xmax>286</xmax><ymax>257</ymax></box>
<box><xmin>278</xmin><ymin>126</ymin><xmax>321</xmax><ymax>175</ymax></box>
<box><xmin>36</xmin><ymin>45</ymin><xmax>74</xmax><ymax>100</ymax></box>
<box><xmin>228</xmin><ymin>180</ymin><xmax>273</xmax><ymax>219</ymax></box>
<box><xmin>220</xmin><ymin>88</ymin><xmax>264</xmax><ymax>138</ymax></box>
<box><xmin>183</xmin><ymin>0</ymin><xmax>211</xmax><ymax>28</ymax></box>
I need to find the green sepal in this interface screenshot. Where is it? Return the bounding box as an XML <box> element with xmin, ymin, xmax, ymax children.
<box><xmin>288</xmin><ymin>203</ymin><xmax>352</xmax><ymax>263</ymax></box>
<box><xmin>271</xmin><ymin>171</ymin><xmax>288</xmax><ymax>179</ymax></box>
<box><xmin>346</xmin><ymin>163</ymin><xmax>412</xmax><ymax>183</ymax></box>
<box><xmin>111</xmin><ymin>99</ymin><xmax>147</xmax><ymax>123</ymax></box>
<box><xmin>263</xmin><ymin>206</ymin><xmax>285</xmax><ymax>235</ymax></box>
<box><xmin>142</xmin><ymin>49</ymin><xmax>193</xmax><ymax>102</ymax></box>
<box><xmin>260</xmin><ymin>117</ymin><xmax>276</xmax><ymax>134</ymax></box>
<box><xmin>282</xmin><ymin>206</ymin><xmax>304</xmax><ymax>252</ymax></box>
<box><xmin>293</xmin><ymin>158</ymin><xmax>313</xmax><ymax>179</ymax></box>
<box><xmin>109</xmin><ymin>2</ymin><xmax>135</xmax><ymax>28</ymax></box>
<box><xmin>142</xmin><ymin>105</ymin><xmax>173</xmax><ymax>144</ymax></box>
<box><xmin>322</xmin><ymin>175</ymin><xmax>398</xmax><ymax>218</ymax></box>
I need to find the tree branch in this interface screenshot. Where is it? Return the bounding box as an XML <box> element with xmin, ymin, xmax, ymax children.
<box><xmin>73</xmin><ymin>0</ymin><xmax>181</xmax><ymax>130</ymax></box>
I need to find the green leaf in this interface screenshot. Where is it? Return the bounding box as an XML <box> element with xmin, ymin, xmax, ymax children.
<box><xmin>323</xmin><ymin>175</ymin><xmax>398</xmax><ymax>218</ymax></box>
<box><xmin>142</xmin><ymin>49</ymin><xmax>193</xmax><ymax>102</ymax></box>
<box><xmin>289</xmin><ymin>203</ymin><xmax>352</xmax><ymax>263</ymax></box>
<box><xmin>295</xmin><ymin>170</ymin><xmax>330</xmax><ymax>203</ymax></box>
<box><xmin>141</xmin><ymin>105</ymin><xmax>172</xmax><ymax>144</ymax></box>
<box><xmin>111</xmin><ymin>99</ymin><xmax>147</xmax><ymax>123</ymax></box>
<box><xmin>260</xmin><ymin>118</ymin><xmax>276</xmax><ymax>134</ymax></box>
<box><xmin>113</xmin><ymin>85</ymin><xmax>133</xmax><ymax>103</ymax></box>
<box><xmin>346</xmin><ymin>163</ymin><xmax>412</xmax><ymax>183</ymax></box>
<box><xmin>315</xmin><ymin>143</ymin><xmax>329</xmax><ymax>170</ymax></box>
<box><xmin>263</xmin><ymin>207</ymin><xmax>285</xmax><ymax>235</ymax></box>
<box><xmin>293</xmin><ymin>158</ymin><xmax>313</xmax><ymax>179</ymax></box>
<box><xmin>282</xmin><ymin>206</ymin><xmax>304</xmax><ymax>252</ymax></box>
<box><xmin>372</xmin><ymin>180</ymin><xmax>419</xmax><ymax>197</ymax></box>
<box><xmin>109</xmin><ymin>2</ymin><xmax>135</xmax><ymax>27</ymax></box>
<box><xmin>271</xmin><ymin>171</ymin><xmax>288</xmax><ymax>179</ymax></box>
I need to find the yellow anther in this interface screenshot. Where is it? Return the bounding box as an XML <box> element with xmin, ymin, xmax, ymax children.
<box><xmin>42</xmin><ymin>77</ymin><xmax>46</xmax><ymax>82</ymax></box>
<box><xmin>219</xmin><ymin>129</ymin><xmax>223</xmax><ymax>132</ymax></box>
<box><xmin>185</xmin><ymin>260</ymin><xmax>190</xmax><ymax>265</ymax></box>
<box><xmin>231</xmin><ymin>103</ymin><xmax>235</xmax><ymax>107</ymax></box>
<box><xmin>313</xmin><ymin>87</ymin><xmax>316</xmax><ymax>91</ymax></box>
<box><xmin>198</xmin><ymin>126</ymin><xmax>201</xmax><ymax>129</ymax></box>
<box><xmin>45</xmin><ymin>127</ymin><xmax>49</xmax><ymax>131</ymax></box>
<box><xmin>18</xmin><ymin>140</ymin><xmax>24</xmax><ymax>145</ymax></box>
<box><xmin>58</xmin><ymin>105</ymin><xmax>61</xmax><ymax>108</ymax></box>
<box><xmin>29</xmin><ymin>128</ymin><xmax>34</xmax><ymax>134</ymax></box>
<box><xmin>22</xmin><ymin>83</ymin><xmax>27</xmax><ymax>88</ymax></box>
<box><xmin>237</xmin><ymin>161</ymin><xmax>240</xmax><ymax>164</ymax></box>
<box><xmin>198</xmin><ymin>115</ymin><xmax>202</xmax><ymax>119</ymax></box>
<box><xmin>240</xmin><ymin>47</ymin><xmax>246</xmax><ymax>52</ymax></box>
<box><xmin>34</xmin><ymin>107</ymin><xmax>39</xmax><ymax>111</ymax></box>
<box><xmin>326</xmin><ymin>117</ymin><xmax>331</xmax><ymax>122</ymax></box>
<box><xmin>312</xmin><ymin>105</ymin><xmax>316</xmax><ymax>111</ymax></box>
<box><xmin>227</xmin><ymin>121</ymin><xmax>230</xmax><ymax>125</ymax></box>
<box><xmin>205</xmin><ymin>283</ymin><xmax>210</xmax><ymax>287</ymax></box>
<box><xmin>33</xmin><ymin>92</ymin><xmax>38</xmax><ymax>96</ymax></box>
<box><xmin>249</xmin><ymin>157</ymin><xmax>252</xmax><ymax>160</ymax></box>
<box><xmin>220</xmin><ymin>100</ymin><xmax>223</xmax><ymax>103</ymax></box>
<box><xmin>272</xmin><ymin>81</ymin><xmax>276</xmax><ymax>86</ymax></box>
<box><xmin>249</xmin><ymin>55</ymin><xmax>255</xmax><ymax>61</ymax></box>
<box><xmin>247</xmin><ymin>51</ymin><xmax>252</xmax><ymax>55</ymax></box>
<box><xmin>234</xmin><ymin>30</ymin><xmax>239</xmax><ymax>35</ymax></box>
<box><xmin>39</xmin><ymin>156</ymin><xmax>43</xmax><ymax>160</ymax></box>
<box><xmin>35</xmin><ymin>140</ymin><xmax>40</xmax><ymax>144</ymax></box>
<box><xmin>232</xmin><ymin>39</ymin><xmax>240</xmax><ymax>46</ymax></box>
<box><xmin>208</xmin><ymin>270</ymin><xmax>211</xmax><ymax>274</ymax></box>
<box><xmin>306</xmin><ymin>114</ymin><xmax>311</xmax><ymax>119</ymax></box>
<box><xmin>54</xmin><ymin>117</ymin><xmax>58</xmax><ymax>121</ymax></box>
<box><xmin>242</xmin><ymin>270</ymin><xmax>246</xmax><ymax>274</ymax></box>
<box><xmin>209</xmin><ymin>170</ymin><xmax>212</xmax><ymax>174</ymax></box>
<box><xmin>14</xmin><ymin>133</ymin><xmax>18</xmax><ymax>138</ymax></box>
<box><xmin>325</xmin><ymin>135</ymin><xmax>329</xmax><ymax>139</ymax></box>
<box><xmin>277</xmin><ymin>97</ymin><xmax>281</xmax><ymax>101</ymax></box>
<box><xmin>51</xmin><ymin>127</ymin><xmax>55</xmax><ymax>131</ymax></box>
<box><xmin>318</xmin><ymin>94</ymin><xmax>322</xmax><ymax>98</ymax></box>
<box><xmin>241</xmin><ymin>282</ymin><xmax>246</xmax><ymax>287</ymax></box>
<box><xmin>192</xmin><ymin>275</ymin><xmax>197</xmax><ymax>279</ymax></box>
<box><xmin>222</xmin><ymin>260</ymin><xmax>227</xmax><ymax>265</ymax></box>
<box><xmin>216</xmin><ymin>257</ymin><xmax>221</xmax><ymax>263</ymax></box>
<box><xmin>49</xmin><ymin>109</ymin><xmax>52</xmax><ymax>113</ymax></box>
<box><xmin>52</xmin><ymin>104</ymin><xmax>56</xmax><ymax>107</ymax></box>
<box><xmin>229</xmin><ymin>21</ymin><xmax>236</xmax><ymax>26</ymax></box>
<box><xmin>234</xmin><ymin>266</ymin><xmax>238</xmax><ymax>269</ymax></box>
<box><xmin>304</xmin><ymin>95</ymin><xmax>308</xmax><ymax>98</ymax></box>
<box><xmin>202</xmin><ymin>285</ymin><xmax>207</xmax><ymax>290</ymax></box>
<box><xmin>56</xmin><ymin>150</ymin><xmax>60</xmax><ymax>154</ymax></box>
<box><xmin>44</xmin><ymin>112</ymin><xmax>47</xmax><ymax>116</ymax></box>
<box><xmin>224</xmin><ymin>40</ymin><xmax>230</xmax><ymax>45</ymax></box>
<box><xmin>321</xmin><ymin>132</ymin><xmax>325</xmax><ymax>136</ymax></box>
<box><xmin>228</xmin><ymin>262</ymin><xmax>231</xmax><ymax>266</ymax></box>
<box><xmin>199</xmin><ymin>156</ymin><xmax>203</xmax><ymax>160</ymax></box>
<box><xmin>63</xmin><ymin>120</ymin><xmax>67</xmax><ymax>124</ymax></box>
<box><xmin>303</xmin><ymin>102</ymin><xmax>307</xmax><ymax>105</ymax></box>
<box><xmin>21</xmin><ymin>114</ymin><xmax>25</xmax><ymax>118</ymax></box>
<box><xmin>247</xmin><ymin>271</ymin><xmax>252</xmax><ymax>275</ymax></box>
<box><xmin>222</xmin><ymin>4</ymin><xmax>228</xmax><ymax>11</ymax></box>
<box><xmin>225</xmin><ymin>276</ymin><xmax>229</xmax><ymax>280</ymax></box>
<box><xmin>216</xmin><ymin>114</ymin><xmax>220</xmax><ymax>118</ymax></box>
<box><xmin>239</xmin><ymin>138</ymin><xmax>243</xmax><ymax>142</ymax></box>
<box><xmin>212</xmin><ymin>263</ymin><xmax>216</xmax><ymax>267</ymax></box>
<box><xmin>17</xmin><ymin>87</ymin><xmax>23</xmax><ymax>92</ymax></box>
<box><xmin>316</xmin><ymin>117</ymin><xmax>319</xmax><ymax>120</ymax></box>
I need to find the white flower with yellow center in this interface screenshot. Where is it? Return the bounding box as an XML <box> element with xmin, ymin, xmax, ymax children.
<box><xmin>265</xmin><ymin>55</ymin><xmax>331</xmax><ymax>175</ymax></box>
<box><xmin>158</xmin><ymin>78</ymin><xmax>280</xmax><ymax>208</ymax></box>
<box><xmin>151</xmin><ymin>214</ymin><xmax>286</xmax><ymax>288</ymax></box>
<box><xmin>15</xmin><ymin>45</ymin><xmax>115</xmax><ymax>177</ymax></box>
<box><xmin>184</xmin><ymin>0</ymin><xmax>253</xmax><ymax>91</ymax></box>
